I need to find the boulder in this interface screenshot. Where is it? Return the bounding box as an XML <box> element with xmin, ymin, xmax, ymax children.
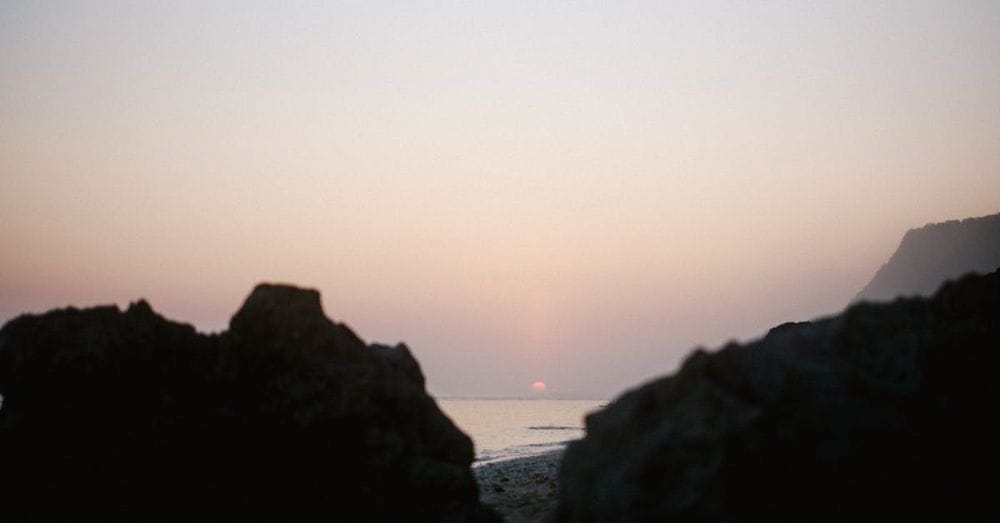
<box><xmin>0</xmin><ymin>283</ymin><xmax>496</xmax><ymax>522</ymax></box>
<box><xmin>558</xmin><ymin>269</ymin><xmax>1000</xmax><ymax>521</ymax></box>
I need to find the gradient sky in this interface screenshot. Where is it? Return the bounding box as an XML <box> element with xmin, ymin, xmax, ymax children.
<box><xmin>2</xmin><ymin>1</ymin><xmax>999</xmax><ymax>398</ymax></box>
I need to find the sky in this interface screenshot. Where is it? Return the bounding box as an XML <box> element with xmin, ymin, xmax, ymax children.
<box><xmin>2</xmin><ymin>1</ymin><xmax>999</xmax><ymax>398</ymax></box>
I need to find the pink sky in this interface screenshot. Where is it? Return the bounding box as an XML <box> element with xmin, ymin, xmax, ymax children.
<box><xmin>2</xmin><ymin>2</ymin><xmax>999</xmax><ymax>397</ymax></box>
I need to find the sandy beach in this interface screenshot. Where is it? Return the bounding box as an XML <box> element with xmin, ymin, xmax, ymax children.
<box><xmin>474</xmin><ymin>450</ymin><xmax>564</xmax><ymax>523</ymax></box>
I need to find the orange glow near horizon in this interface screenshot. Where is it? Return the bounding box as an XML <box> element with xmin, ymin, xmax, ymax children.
<box><xmin>531</xmin><ymin>381</ymin><xmax>547</xmax><ymax>393</ymax></box>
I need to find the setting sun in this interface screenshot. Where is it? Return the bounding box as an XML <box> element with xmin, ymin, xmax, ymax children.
<box><xmin>531</xmin><ymin>381</ymin><xmax>547</xmax><ymax>393</ymax></box>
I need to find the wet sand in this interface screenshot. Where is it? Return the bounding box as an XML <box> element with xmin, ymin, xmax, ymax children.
<box><xmin>474</xmin><ymin>449</ymin><xmax>563</xmax><ymax>522</ymax></box>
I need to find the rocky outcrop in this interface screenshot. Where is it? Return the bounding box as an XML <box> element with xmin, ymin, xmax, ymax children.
<box><xmin>0</xmin><ymin>283</ymin><xmax>496</xmax><ymax>522</ymax></box>
<box><xmin>856</xmin><ymin>212</ymin><xmax>1000</xmax><ymax>302</ymax></box>
<box><xmin>558</xmin><ymin>269</ymin><xmax>999</xmax><ymax>522</ymax></box>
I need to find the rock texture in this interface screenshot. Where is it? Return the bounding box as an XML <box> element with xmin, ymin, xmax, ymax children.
<box><xmin>0</xmin><ymin>283</ymin><xmax>496</xmax><ymax>522</ymax></box>
<box><xmin>558</xmin><ymin>269</ymin><xmax>1000</xmax><ymax>522</ymax></box>
<box><xmin>856</xmin><ymin>212</ymin><xmax>1000</xmax><ymax>302</ymax></box>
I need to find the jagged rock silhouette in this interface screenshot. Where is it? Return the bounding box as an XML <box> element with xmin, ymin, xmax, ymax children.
<box><xmin>559</xmin><ymin>269</ymin><xmax>999</xmax><ymax>522</ymax></box>
<box><xmin>0</xmin><ymin>283</ymin><xmax>497</xmax><ymax>522</ymax></box>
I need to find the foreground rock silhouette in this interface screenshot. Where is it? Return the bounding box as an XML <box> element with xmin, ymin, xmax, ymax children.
<box><xmin>0</xmin><ymin>284</ymin><xmax>497</xmax><ymax>522</ymax></box>
<box><xmin>558</xmin><ymin>268</ymin><xmax>999</xmax><ymax>522</ymax></box>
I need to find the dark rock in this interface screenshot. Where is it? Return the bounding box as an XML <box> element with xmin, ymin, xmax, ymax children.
<box><xmin>855</xmin><ymin>211</ymin><xmax>1000</xmax><ymax>303</ymax></box>
<box><xmin>372</xmin><ymin>342</ymin><xmax>426</xmax><ymax>388</ymax></box>
<box><xmin>558</xmin><ymin>269</ymin><xmax>1000</xmax><ymax>522</ymax></box>
<box><xmin>0</xmin><ymin>283</ymin><xmax>497</xmax><ymax>522</ymax></box>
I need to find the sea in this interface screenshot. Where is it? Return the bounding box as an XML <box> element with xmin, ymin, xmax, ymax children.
<box><xmin>437</xmin><ymin>399</ymin><xmax>606</xmax><ymax>466</ymax></box>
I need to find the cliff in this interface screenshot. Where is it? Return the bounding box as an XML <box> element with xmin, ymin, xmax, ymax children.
<box><xmin>855</xmin><ymin>212</ymin><xmax>1000</xmax><ymax>302</ymax></box>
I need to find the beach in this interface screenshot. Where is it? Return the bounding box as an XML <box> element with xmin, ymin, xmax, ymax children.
<box><xmin>474</xmin><ymin>450</ymin><xmax>564</xmax><ymax>522</ymax></box>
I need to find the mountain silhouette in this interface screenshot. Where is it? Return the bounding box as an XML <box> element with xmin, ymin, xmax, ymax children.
<box><xmin>855</xmin><ymin>212</ymin><xmax>1000</xmax><ymax>303</ymax></box>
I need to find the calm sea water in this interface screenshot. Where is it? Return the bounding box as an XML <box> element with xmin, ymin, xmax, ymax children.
<box><xmin>437</xmin><ymin>399</ymin><xmax>605</xmax><ymax>465</ymax></box>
